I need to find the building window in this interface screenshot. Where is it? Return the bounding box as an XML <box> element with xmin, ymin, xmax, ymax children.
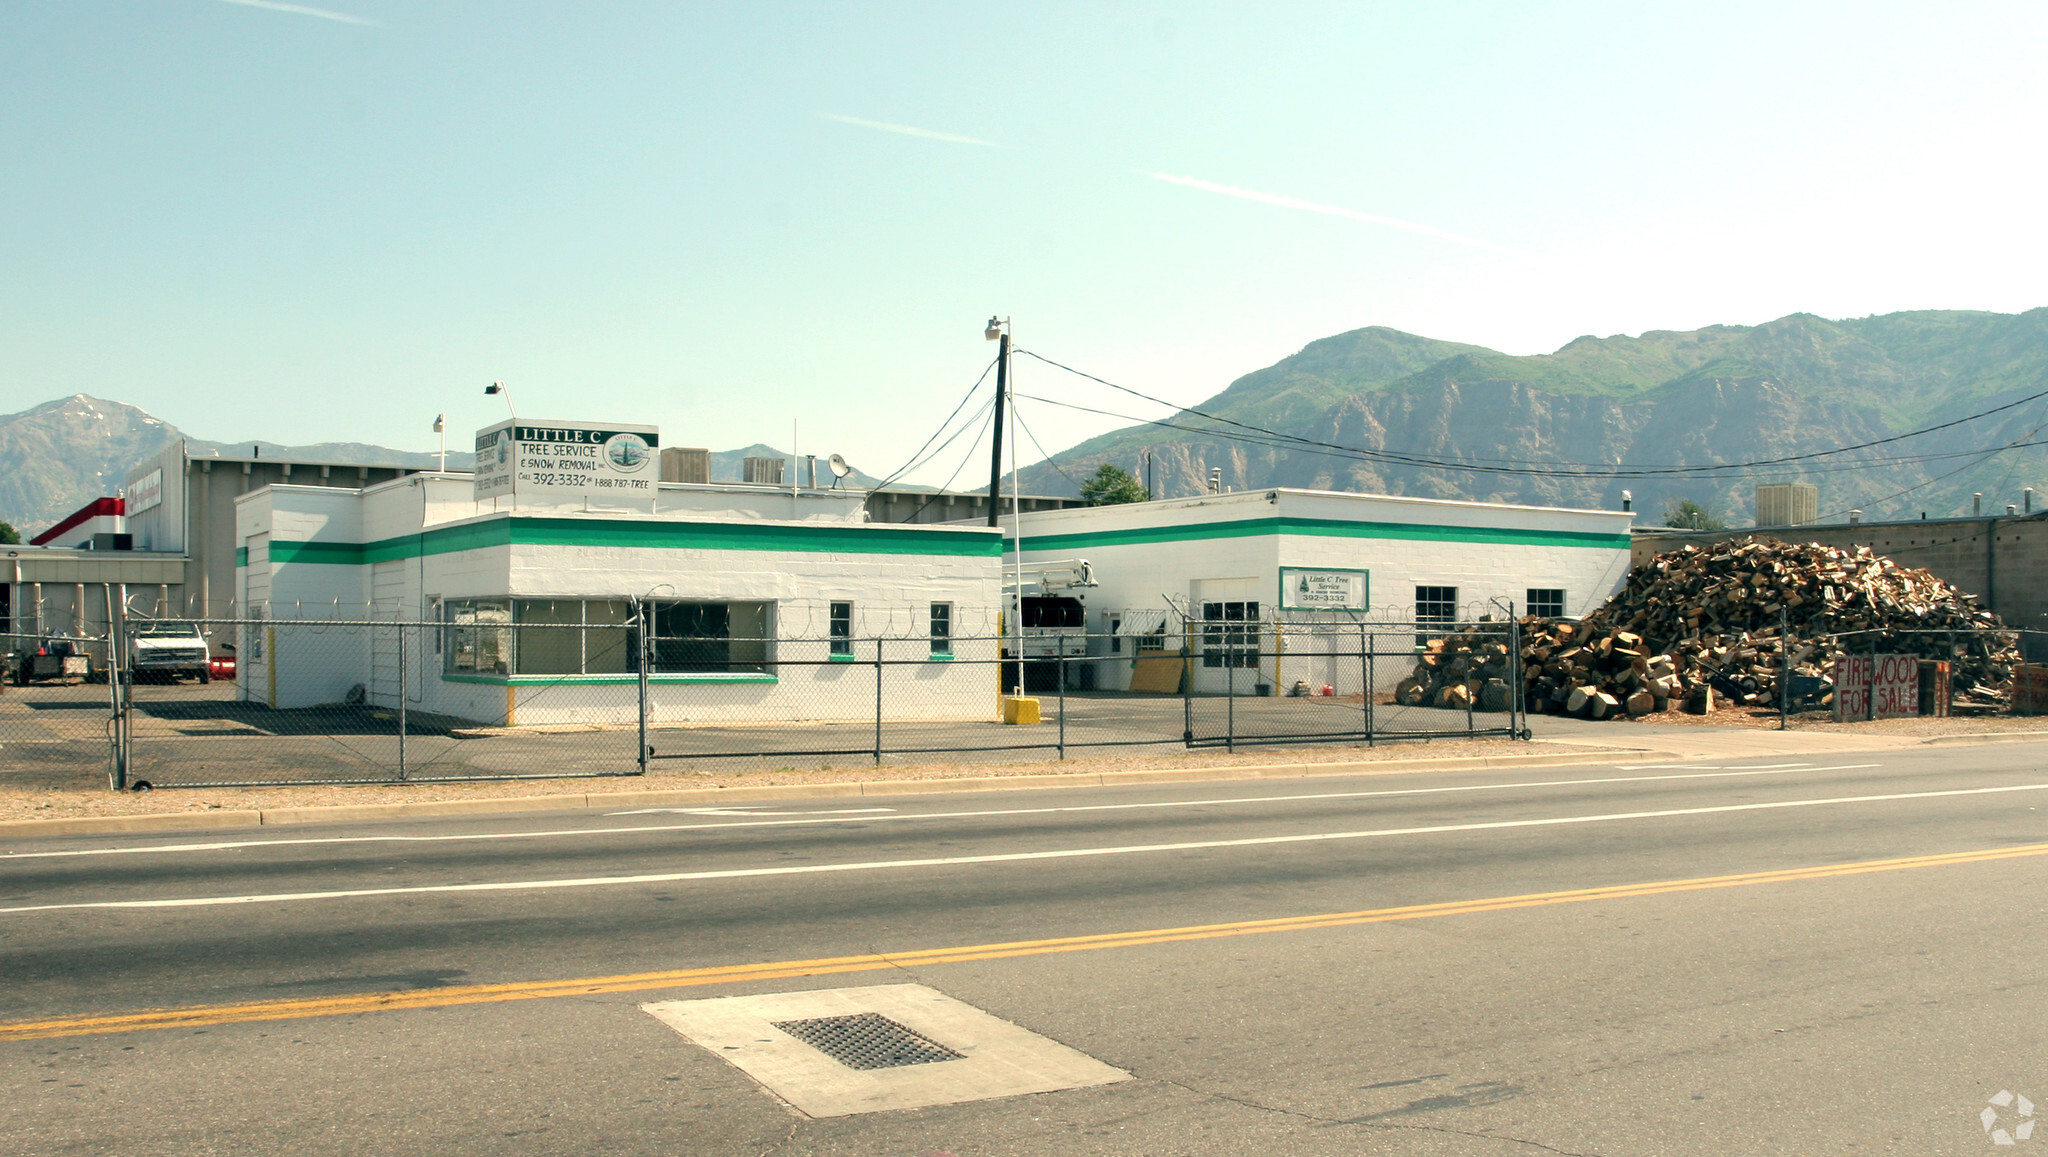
<box><xmin>1414</xmin><ymin>586</ymin><xmax>1459</xmax><ymax>625</ymax></box>
<box><xmin>512</xmin><ymin>598</ymin><xmax>632</xmax><ymax>675</ymax></box>
<box><xmin>929</xmin><ymin>603</ymin><xmax>951</xmax><ymax>655</ymax></box>
<box><xmin>642</xmin><ymin>600</ymin><xmax>772</xmax><ymax>674</ymax></box>
<box><xmin>1526</xmin><ymin>588</ymin><xmax>1566</xmax><ymax>618</ymax></box>
<box><xmin>444</xmin><ymin>599</ymin><xmax>511</xmax><ymax>675</ymax></box>
<box><xmin>512</xmin><ymin>599</ymin><xmax>632</xmax><ymax>675</ymax></box>
<box><xmin>445</xmin><ymin>598</ymin><xmax>766</xmax><ymax>676</ymax></box>
<box><xmin>829</xmin><ymin>601</ymin><xmax>853</xmax><ymax>656</ymax></box>
<box><xmin>1414</xmin><ymin>586</ymin><xmax>1458</xmax><ymax>646</ymax></box>
<box><xmin>1201</xmin><ymin>600</ymin><xmax>1260</xmax><ymax>668</ymax></box>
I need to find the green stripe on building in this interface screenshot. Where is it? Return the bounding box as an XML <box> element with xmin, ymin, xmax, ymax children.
<box><xmin>234</xmin><ymin>547</ymin><xmax>248</xmax><ymax>567</ymax></box>
<box><xmin>265</xmin><ymin>515</ymin><xmax>1003</xmax><ymax>566</ymax></box>
<box><xmin>1020</xmin><ymin>516</ymin><xmax>1629</xmax><ymax>553</ymax></box>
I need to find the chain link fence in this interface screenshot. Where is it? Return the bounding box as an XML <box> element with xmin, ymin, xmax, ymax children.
<box><xmin>1723</xmin><ymin>626</ymin><xmax>2048</xmax><ymax>724</ymax></box>
<box><xmin>1</xmin><ymin>603</ymin><xmax>1540</xmax><ymax>791</ymax></box>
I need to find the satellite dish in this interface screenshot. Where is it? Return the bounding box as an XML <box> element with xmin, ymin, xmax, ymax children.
<box><xmin>827</xmin><ymin>454</ymin><xmax>851</xmax><ymax>488</ymax></box>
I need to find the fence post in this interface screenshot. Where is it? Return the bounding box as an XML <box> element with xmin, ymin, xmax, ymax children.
<box><xmin>1465</xmin><ymin>621</ymin><xmax>1475</xmax><ymax>737</ymax></box>
<box><xmin>873</xmin><ymin>636</ymin><xmax>883</xmax><ymax>766</ymax></box>
<box><xmin>106</xmin><ymin>586</ymin><xmax>127</xmax><ymax>791</ymax></box>
<box><xmin>1226</xmin><ymin>646</ymin><xmax>1236</xmax><ymax>753</ymax></box>
<box><xmin>1508</xmin><ymin>608</ymin><xmax>1523</xmax><ymax>741</ymax></box>
<box><xmin>1364</xmin><ymin>622</ymin><xmax>1374</xmax><ymax>747</ymax></box>
<box><xmin>1181</xmin><ymin>615</ymin><xmax>1194</xmax><ymax>746</ymax></box>
<box><xmin>636</xmin><ymin>598</ymin><xmax>650</xmax><ymax>774</ymax></box>
<box><xmin>396</xmin><ymin>621</ymin><xmax>408</xmax><ymax>779</ymax></box>
<box><xmin>1948</xmin><ymin>627</ymin><xmax>1957</xmax><ymax>714</ymax></box>
<box><xmin>1867</xmin><ymin>632</ymin><xmax>1878</xmax><ymax>722</ymax></box>
<box><xmin>1777</xmin><ymin>604</ymin><xmax>1789</xmax><ymax>731</ymax></box>
<box><xmin>1057</xmin><ymin>651</ymin><xmax>1066</xmax><ymax>760</ymax></box>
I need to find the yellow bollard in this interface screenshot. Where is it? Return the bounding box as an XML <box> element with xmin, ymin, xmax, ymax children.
<box><xmin>1001</xmin><ymin>696</ymin><xmax>1042</xmax><ymax>725</ymax></box>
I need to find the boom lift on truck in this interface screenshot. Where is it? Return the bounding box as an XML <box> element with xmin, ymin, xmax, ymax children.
<box><xmin>1002</xmin><ymin>558</ymin><xmax>1097</xmax><ymax>692</ymax></box>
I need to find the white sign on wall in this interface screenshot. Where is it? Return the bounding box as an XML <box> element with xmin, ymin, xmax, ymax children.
<box><xmin>473</xmin><ymin>420</ymin><xmax>660</xmax><ymax>506</ymax></box>
<box><xmin>128</xmin><ymin>468</ymin><xmax>164</xmax><ymax>516</ymax></box>
<box><xmin>1279</xmin><ymin>567</ymin><xmax>1370</xmax><ymax>611</ymax></box>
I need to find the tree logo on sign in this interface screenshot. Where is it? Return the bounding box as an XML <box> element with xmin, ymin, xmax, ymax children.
<box><xmin>1984</xmin><ymin>1090</ymin><xmax>2035</xmax><ymax>1145</ymax></box>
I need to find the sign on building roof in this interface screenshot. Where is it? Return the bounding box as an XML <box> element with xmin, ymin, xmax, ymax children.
<box><xmin>473</xmin><ymin>420</ymin><xmax>660</xmax><ymax>507</ymax></box>
<box><xmin>128</xmin><ymin>468</ymin><xmax>164</xmax><ymax>516</ymax></box>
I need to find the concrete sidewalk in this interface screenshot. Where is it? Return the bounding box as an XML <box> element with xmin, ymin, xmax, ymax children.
<box><xmin>1532</xmin><ymin>717</ymin><xmax>2048</xmax><ymax>760</ymax></box>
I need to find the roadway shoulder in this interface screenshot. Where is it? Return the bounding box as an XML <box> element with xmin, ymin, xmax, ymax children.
<box><xmin>0</xmin><ymin>747</ymin><xmax>1680</xmax><ymax>839</ymax></box>
<box><xmin>1918</xmin><ymin>730</ymin><xmax>2048</xmax><ymax>747</ymax></box>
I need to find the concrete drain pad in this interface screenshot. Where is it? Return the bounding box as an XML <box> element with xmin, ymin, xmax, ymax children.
<box><xmin>643</xmin><ymin>983</ymin><xmax>1129</xmax><ymax>1117</ymax></box>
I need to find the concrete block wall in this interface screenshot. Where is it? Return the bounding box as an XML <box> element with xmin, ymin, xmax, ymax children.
<box><xmin>1633</xmin><ymin>513</ymin><xmax>2048</xmax><ymax>660</ymax></box>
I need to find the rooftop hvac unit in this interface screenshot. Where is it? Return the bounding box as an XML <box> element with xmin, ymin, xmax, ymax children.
<box><xmin>742</xmin><ymin>456</ymin><xmax>785</xmax><ymax>485</ymax></box>
<box><xmin>659</xmin><ymin>446</ymin><xmax>711</xmax><ymax>484</ymax></box>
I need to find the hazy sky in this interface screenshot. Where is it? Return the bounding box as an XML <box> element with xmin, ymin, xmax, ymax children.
<box><xmin>5</xmin><ymin>2</ymin><xmax>2045</xmax><ymax>483</ymax></box>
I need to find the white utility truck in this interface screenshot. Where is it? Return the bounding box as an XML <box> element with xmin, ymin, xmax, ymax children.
<box><xmin>131</xmin><ymin>620</ymin><xmax>212</xmax><ymax>683</ymax></box>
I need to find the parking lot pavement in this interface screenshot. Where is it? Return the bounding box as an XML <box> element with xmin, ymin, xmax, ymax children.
<box><xmin>3</xmin><ymin>679</ymin><xmax>1530</xmax><ymax>791</ymax></box>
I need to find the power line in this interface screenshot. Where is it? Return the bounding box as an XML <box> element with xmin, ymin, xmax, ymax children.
<box><xmin>1013</xmin><ymin>389</ymin><xmax>2048</xmax><ymax>479</ymax></box>
<box><xmin>897</xmin><ymin>403</ymin><xmax>999</xmax><ymax>523</ymax></box>
<box><xmin>1815</xmin><ymin>407</ymin><xmax>2048</xmax><ymax>523</ymax></box>
<box><xmin>872</xmin><ymin>354</ymin><xmax>1000</xmax><ymax>491</ymax></box>
<box><xmin>1009</xmin><ymin>400</ymin><xmax>1084</xmax><ymax>491</ymax></box>
<box><xmin>1017</xmin><ymin>348</ymin><xmax>2048</xmax><ymax>480</ymax></box>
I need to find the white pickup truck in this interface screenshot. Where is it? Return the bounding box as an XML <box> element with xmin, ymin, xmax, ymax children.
<box><xmin>131</xmin><ymin>621</ymin><xmax>212</xmax><ymax>683</ymax></box>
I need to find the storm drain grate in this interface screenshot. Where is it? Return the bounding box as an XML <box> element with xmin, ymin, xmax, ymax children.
<box><xmin>771</xmin><ymin>1013</ymin><xmax>965</xmax><ymax>1071</ymax></box>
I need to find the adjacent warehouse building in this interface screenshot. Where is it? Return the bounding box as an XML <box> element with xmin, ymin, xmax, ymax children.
<box><xmin>1012</xmin><ymin>489</ymin><xmax>1635</xmax><ymax>695</ymax></box>
<box><xmin>124</xmin><ymin>441</ymin><xmax>431</xmax><ymax>621</ymax></box>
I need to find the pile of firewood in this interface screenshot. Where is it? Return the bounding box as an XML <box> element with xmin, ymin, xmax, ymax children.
<box><xmin>1392</xmin><ymin>628</ymin><xmax>1519</xmax><ymax>712</ymax></box>
<box><xmin>1518</xmin><ymin>621</ymin><xmax>1688</xmax><ymax>718</ymax></box>
<box><xmin>1403</xmin><ymin>537</ymin><xmax>2023</xmax><ymax>719</ymax></box>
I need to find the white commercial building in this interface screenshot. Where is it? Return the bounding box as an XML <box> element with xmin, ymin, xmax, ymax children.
<box><xmin>1011</xmin><ymin>488</ymin><xmax>1634</xmax><ymax>695</ymax></box>
<box><xmin>234</xmin><ymin>419</ymin><xmax>1004</xmax><ymax>726</ymax></box>
<box><xmin>227</xmin><ymin>415</ymin><xmax>1632</xmax><ymax>726</ymax></box>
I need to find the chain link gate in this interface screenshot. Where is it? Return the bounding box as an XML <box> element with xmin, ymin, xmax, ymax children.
<box><xmin>107</xmin><ymin>612</ymin><xmax>648</xmax><ymax>789</ymax></box>
<box><xmin>1179</xmin><ymin>610</ymin><xmax>1525</xmax><ymax>750</ymax></box>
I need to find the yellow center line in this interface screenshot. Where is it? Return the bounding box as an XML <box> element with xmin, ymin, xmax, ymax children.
<box><xmin>6</xmin><ymin>840</ymin><xmax>2045</xmax><ymax>1044</ymax></box>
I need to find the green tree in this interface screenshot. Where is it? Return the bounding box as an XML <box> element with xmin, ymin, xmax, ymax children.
<box><xmin>1079</xmin><ymin>463</ymin><xmax>1149</xmax><ymax>505</ymax></box>
<box><xmin>1663</xmin><ymin>499</ymin><xmax>1727</xmax><ymax>530</ymax></box>
<box><xmin>0</xmin><ymin>520</ymin><xmax>18</xmax><ymax>545</ymax></box>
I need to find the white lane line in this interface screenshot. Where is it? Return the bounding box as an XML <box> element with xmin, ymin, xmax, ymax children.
<box><xmin>0</xmin><ymin>765</ymin><xmax>1877</xmax><ymax>861</ymax></box>
<box><xmin>2</xmin><ymin>776</ymin><xmax>2030</xmax><ymax>915</ymax></box>
<box><xmin>1615</xmin><ymin>764</ymin><xmax>1814</xmax><ymax>771</ymax></box>
<box><xmin>612</xmin><ymin>807</ymin><xmax>902</xmax><ymax>817</ymax></box>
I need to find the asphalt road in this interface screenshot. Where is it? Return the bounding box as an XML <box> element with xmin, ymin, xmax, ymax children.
<box><xmin>4</xmin><ymin>744</ymin><xmax>2048</xmax><ymax>1155</ymax></box>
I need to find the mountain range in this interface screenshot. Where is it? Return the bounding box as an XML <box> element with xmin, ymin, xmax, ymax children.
<box><xmin>0</xmin><ymin>397</ymin><xmax>881</xmax><ymax>537</ymax></box>
<box><xmin>8</xmin><ymin>308</ymin><xmax>2045</xmax><ymax>536</ymax></box>
<box><xmin>1020</xmin><ymin>309</ymin><xmax>2048</xmax><ymax>525</ymax></box>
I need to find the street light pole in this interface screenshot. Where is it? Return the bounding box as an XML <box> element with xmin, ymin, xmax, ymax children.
<box><xmin>984</xmin><ymin>317</ymin><xmax>1024</xmax><ymax>694</ymax></box>
<box><xmin>485</xmin><ymin>380</ymin><xmax>516</xmax><ymax>419</ymax></box>
<box><xmin>984</xmin><ymin>320</ymin><xmax>1009</xmax><ymax>529</ymax></box>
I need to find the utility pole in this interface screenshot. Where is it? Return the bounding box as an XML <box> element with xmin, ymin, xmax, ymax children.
<box><xmin>985</xmin><ymin>321</ymin><xmax>1010</xmax><ymax>528</ymax></box>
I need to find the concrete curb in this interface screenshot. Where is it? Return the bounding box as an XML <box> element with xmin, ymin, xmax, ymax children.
<box><xmin>0</xmin><ymin>747</ymin><xmax>1680</xmax><ymax>840</ymax></box>
<box><xmin>1918</xmin><ymin>730</ymin><xmax>2048</xmax><ymax>747</ymax></box>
